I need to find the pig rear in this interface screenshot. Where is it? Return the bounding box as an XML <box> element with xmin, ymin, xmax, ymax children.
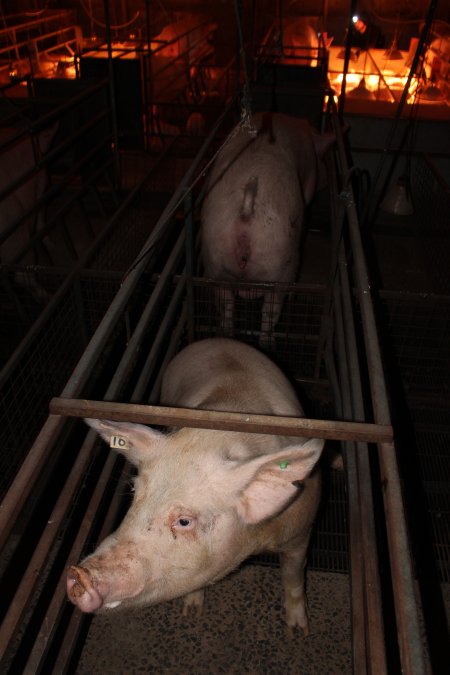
<box><xmin>67</xmin><ymin>338</ymin><xmax>323</xmax><ymax>635</ymax></box>
<box><xmin>201</xmin><ymin>112</ymin><xmax>331</xmax><ymax>347</ymax></box>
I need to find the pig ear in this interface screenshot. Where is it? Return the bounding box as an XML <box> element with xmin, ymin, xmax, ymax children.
<box><xmin>234</xmin><ymin>439</ymin><xmax>323</xmax><ymax>525</ymax></box>
<box><xmin>84</xmin><ymin>418</ymin><xmax>165</xmax><ymax>466</ymax></box>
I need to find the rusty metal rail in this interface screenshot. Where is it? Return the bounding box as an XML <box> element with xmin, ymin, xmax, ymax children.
<box><xmin>324</xmin><ymin>141</ymin><xmax>388</xmax><ymax>675</ymax></box>
<box><xmin>49</xmin><ymin>397</ymin><xmax>394</xmax><ymax>443</ymax></box>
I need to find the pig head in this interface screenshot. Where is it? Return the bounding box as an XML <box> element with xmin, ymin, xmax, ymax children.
<box><xmin>67</xmin><ymin>338</ymin><xmax>323</xmax><ymax>634</ymax></box>
<box><xmin>201</xmin><ymin>112</ymin><xmax>332</xmax><ymax>348</ymax></box>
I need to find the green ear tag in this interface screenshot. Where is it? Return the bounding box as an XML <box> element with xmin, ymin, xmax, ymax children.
<box><xmin>279</xmin><ymin>459</ymin><xmax>290</xmax><ymax>470</ymax></box>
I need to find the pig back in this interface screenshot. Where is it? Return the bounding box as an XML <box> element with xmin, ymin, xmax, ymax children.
<box><xmin>161</xmin><ymin>338</ymin><xmax>303</xmax><ymax>419</ymax></box>
<box><xmin>161</xmin><ymin>338</ymin><xmax>321</xmax><ymax>553</ymax></box>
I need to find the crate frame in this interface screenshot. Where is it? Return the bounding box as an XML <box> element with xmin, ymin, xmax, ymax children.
<box><xmin>0</xmin><ymin>104</ymin><xmax>430</xmax><ymax>674</ymax></box>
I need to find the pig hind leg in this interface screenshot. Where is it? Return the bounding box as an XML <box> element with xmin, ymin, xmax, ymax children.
<box><xmin>216</xmin><ymin>286</ymin><xmax>235</xmax><ymax>336</ymax></box>
<box><xmin>182</xmin><ymin>588</ymin><xmax>205</xmax><ymax>617</ymax></box>
<box><xmin>279</xmin><ymin>537</ymin><xmax>312</xmax><ymax>637</ymax></box>
<box><xmin>259</xmin><ymin>290</ymin><xmax>284</xmax><ymax>350</ymax></box>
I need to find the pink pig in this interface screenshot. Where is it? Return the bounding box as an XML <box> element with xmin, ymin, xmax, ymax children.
<box><xmin>67</xmin><ymin>338</ymin><xmax>323</xmax><ymax>634</ymax></box>
<box><xmin>201</xmin><ymin>112</ymin><xmax>332</xmax><ymax>347</ymax></box>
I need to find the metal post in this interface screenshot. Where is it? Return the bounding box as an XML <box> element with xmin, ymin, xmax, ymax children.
<box><xmin>184</xmin><ymin>191</ymin><xmax>195</xmax><ymax>343</ymax></box>
<box><xmin>103</xmin><ymin>0</ymin><xmax>121</xmax><ymax>188</ymax></box>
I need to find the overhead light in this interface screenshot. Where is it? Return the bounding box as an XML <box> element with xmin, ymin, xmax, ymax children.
<box><xmin>380</xmin><ymin>175</ymin><xmax>414</xmax><ymax>216</ymax></box>
<box><xmin>346</xmin><ymin>76</ymin><xmax>375</xmax><ymax>99</ymax></box>
<box><xmin>384</xmin><ymin>39</ymin><xmax>403</xmax><ymax>61</ymax></box>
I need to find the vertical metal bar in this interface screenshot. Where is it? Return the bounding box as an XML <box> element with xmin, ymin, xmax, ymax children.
<box><xmin>103</xmin><ymin>0</ymin><xmax>121</xmax><ymax>188</ymax></box>
<box><xmin>332</xmin><ymin>108</ymin><xmax>427</xmax><ymax>675</ymax></box>
<box><xmin>72</xmin><ymin>277</ymin><xmax>89</xmax><ymax>349</ymax></box>
<box><xmin>338</xmin><ymin>245</ymin><xmax>387</xmax><ymax>674</ymax></box>
<box><xmin>333</xmin><ymin>255</ymin><xmax>387</xmax><ymax>673</ymax></box>
<box><xmin>132</xmin><ymin>273</ymin><xmax>186</xmax><ymax>402</ymax></box>
<box><xmin>145</xmin><ymin>0</ymin><xmax>155</xmax><ymax>139</ymax></box>
<box><xmin>332</xmin><ymin>280</ymin><xmax>368</xmax><ymax>675</ymax></box>
<box><xmin>338</xmin><ymin>0</ymin><xmax>357</xmax><ymax>119</ymax></box>
<box><xmin>184</xmin><ymin>192</ymin><xmax>195</xmax><ymax>343</ymax></box>
<box><xmin>107</xmin><ymin>228</ymin><xmax>186</xmax><ymax>390</ymax></box>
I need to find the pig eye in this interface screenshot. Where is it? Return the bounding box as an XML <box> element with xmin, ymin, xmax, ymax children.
<box><xmin>179</xmin><ymin>518</ymin><xmax>191</xmax><ymax>526</ymax></box>
<box><xmin>173</xmin><ymin>516</ymin><xmax>195</xmax><ymax>530</ymax></box>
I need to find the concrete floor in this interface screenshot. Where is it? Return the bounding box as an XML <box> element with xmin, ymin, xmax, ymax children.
<box><xmin>76</xmin><ymin>567</ymin><xmax>352</xmax><ymax>674</ymax></box>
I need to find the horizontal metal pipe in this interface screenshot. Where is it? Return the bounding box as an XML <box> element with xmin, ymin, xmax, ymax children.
<box><xmin>50</xmin><ymin>397</ymin><xmax>394</xmax><ymax>443</ymax></box>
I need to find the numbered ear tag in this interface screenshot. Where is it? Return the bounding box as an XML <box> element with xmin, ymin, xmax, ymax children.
<box><xmin>110</xmin><ymin>435</ymin><xmax>131</xmax><ymax>450</ymax></box>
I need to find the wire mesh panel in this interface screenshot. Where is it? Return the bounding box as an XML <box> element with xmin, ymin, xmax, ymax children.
<box><xmin>191</xmin><ymin>278</ymin><xmax>328</xmax><ymax>380</ymax></box>
<box><xmin>0</xmin><ymin>270</ymin><xmax>120</xmax><ymax>498</ymax></box>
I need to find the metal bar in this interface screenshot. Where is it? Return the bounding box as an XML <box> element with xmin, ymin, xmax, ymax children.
<box><xmin>50</xmin><ymin>452</ymin><xmax>134</xmax><ymax>673</ymax></box>
<box><xmin>22</xmin><ymin>430</ymin><xmax>120</xmax><ymax>673</ymax></box>
<box><xmin>0</xmin><ymin>145</ymin><xmax>176</xmax><ymax>543</ymax></box>
<box><xmin>0</xmin><ymin>79</ymin><xmax>110</xmax><ymax>153</ymax></box>
<box><xmin>337</xmin><ymin>245</ymin><xmax>387</xmax><ymax>674</ymax></box>
<box><xmin>326</xmin><ymin>136</ymin><xmax>387</xmax><ymax>672</ymax></box>
<box><xmin>0</xmin><ymin>11</ymin><xmax>73</xmax><ymax>37</ymax></box>
<box><xmin>184</xmin><ymin>191</ymin><xmax>195</xmax><ymax>343</ymax></box>
<box><xmin>9</xmin><ymin>157</ymin><xmax>115</xmax><ymax>265</ymax></box>
<box><xmin>332</xmin><ymin>281</ymin><xmax>368</xmax><ymax>675</ymax></box>
<box><xmin>0</xmin><ymin>129</ymin><xmax>112</xmax><ymax>251</ymax></box>
<box><xmin>0</xmin><ymin>415</ymin><xmax>66</xmax><ymax>551</ymax></box>
<box><xmin>147</xmin><ymin>303</ymin><xmax>188</xmax><ymax>405</ymax></box>
<box><xmin>50</xmin><ymin>397</ymin><xmax>393</xmax><ymax>443</ymax></box>
<box><xmin>20</xmin><ymin>237</ymin><xmax>192</xmax><ymax>668</ymax></box>
<box><xmin>103</xmin><ymin>228</ymin><xmax>186</xmax><ymax>393</ymax></box>
<box><xmin>332</xmin><ymin>107</ymin><xmax>427</xmax><ymax>674</ymax></box>
<box><xmin>52</xmin><ymin>324</ymin><xmax>188</xmax><ymax>670</ymax></box>
<box><xmin>103</xmin><ymin>0</ymin><xmax>121</xmax><ymax>187</ymax></box>
<box><xmin>2</xmin><ymin>216</ymin><xmax>188</xmax><ymax>666</ymax></box>
<box><xmin>132</xmin><ymin>274</ymin><xmax>187</xmax><ymax>402</ymax></box>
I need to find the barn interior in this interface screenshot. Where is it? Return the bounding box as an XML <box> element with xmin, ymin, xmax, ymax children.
<box><xmin>0</xmin><ymin>1</ymin><xmax>449</xmax><ymax>673</ymax></box>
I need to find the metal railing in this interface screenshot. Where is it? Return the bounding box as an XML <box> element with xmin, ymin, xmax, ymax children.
<box><xmin>0</xmin><ymin>100</ymin><xmax>429</xmax><ymax>674</ymax></box>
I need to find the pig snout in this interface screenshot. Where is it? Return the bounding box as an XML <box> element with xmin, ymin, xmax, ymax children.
<box><xmin>67</xmin><ymin>547</ymin><xmax>147</xmax><ymax>613</ymax></box>
<box><xmin>67</xmin><ymin>565</ymin><xmax>106</xmax><ymax>612</ymax></box>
